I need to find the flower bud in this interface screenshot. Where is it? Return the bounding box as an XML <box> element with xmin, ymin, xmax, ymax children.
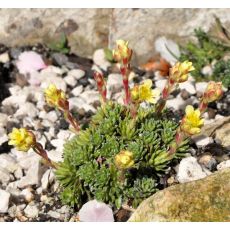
<box><xmin>115</xmin><ymin>150</ymin><xmax>134</xmax><ymax>169</ymax></box>
<box><xmin>8</xmin><ymin>128</ymin><xmax>36</xmax><ymax>152</ymax></box>
<box><xmin>44</xmin><ymin>84</ymin><xmax>68</xmax><ymax>110</ymax></box>
<box><xmin>113</xmin><ymin>40</ymin><xmax>132</xmax><ymax>65</ymax></box>
<box><xmin>94</xmin><ymin>72</ymin><xmax>107</xmax><ymax>102</ymax></box>
<box><xmin>169</xmin><ymin>61</ymin><xmax>195</xmax><ymax>83</ymax></box>
<box><xmin>203</xmin><ymin>81</ymin><xmax>223</xmax><ymax>103</ymax></box>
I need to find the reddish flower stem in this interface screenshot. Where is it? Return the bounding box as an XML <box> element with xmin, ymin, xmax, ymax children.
<box><xmin>33</xmin><ymin>143</ymin><xmax>57</xmax><ymax>169</ymax></box>
<box><xmin>65</xmin><ymin>111</ymin><xmax>80</xmax><ymax>132</ymax></box>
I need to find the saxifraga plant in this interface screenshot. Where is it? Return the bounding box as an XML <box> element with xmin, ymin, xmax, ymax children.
<box><xmin>8</xmin><ymin>39</ymin><xmax>223</xmax><ymax>211</ymax></box>
<box><xmin>56</xmin><ymin>102</ymin><xmax>189</xmax><ymax>209</ymax></box>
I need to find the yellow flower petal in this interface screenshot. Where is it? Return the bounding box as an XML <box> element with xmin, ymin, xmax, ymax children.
<box><xmin>185</xmin><ymin>105</ymin><xmax>194</xmax><ymax>116</ymax></box>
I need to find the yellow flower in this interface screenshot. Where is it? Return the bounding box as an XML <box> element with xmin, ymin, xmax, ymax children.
<box><xmin>113</xmin><ymin>40</ymin><xmax>132</xmax><ymax>64</ymax></box>
<box><xmin>170</xmin><ymin>61</ymin><xmax>195</xmax><ymax>83</ymax></box>
<box><xmin>203</xmin><ymin>81</ymin><xmax>223</xmax><ymax>103</ymax></box>
<box><xmin>8</xmin><ymin>128</ymin><xmax>35</xmax><ymax>152</ymax></box>
<box><xmin>115</xmin><ymin>150</ymin><xmax>134</xmax><ymax>169</ymax></box>
<box><xmin>180</xmin><ymin>105</ymin><xmax>204</xmax><ymax>135</ymax></box>
<box><xmin>131</xmin><ymin>79</ymin><xmax>160</xmax><ymax>104</ymax></box>
<box><xmin>44</xmin><ymin>84</ymin><xmax>66</xmax><ymax>108</ymax></box>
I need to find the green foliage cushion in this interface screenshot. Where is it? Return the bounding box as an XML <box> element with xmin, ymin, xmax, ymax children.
<box><xmin>56</xmin><ymin>102</ymin><xmax>189</xmax><ymax>209</ymax></box>
<box><xmin>212</xmin><ymin>60</ymin><xmax>230</xmax><ymax>88</ymax></box>
<box><xmin>180</xmin><ymin>28</ymin><xmax>230</xmax><ymax>82</ymax></box>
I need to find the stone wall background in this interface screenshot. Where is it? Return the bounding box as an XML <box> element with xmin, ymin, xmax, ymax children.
<box><xmin>1</xmin><ymin>8</ymin><xmax>230</xmax><ymax>64</ymax></box>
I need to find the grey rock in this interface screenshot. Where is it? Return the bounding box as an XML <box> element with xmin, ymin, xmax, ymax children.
<box><xmin>217</xmin><ymin>160</ymin><xmax>230</xmax><ymax>171</ymax></box>
<box><xmin>0</xmin><ymin>154</ymin><xmax>18</xmax><ymax>173</ymax></box>
<box><xmin>18</xmin><ymin>154</ymin><xmax>41</xmax><ymax>170</ymax></box>
<box><xmin>195</xmin><ymin>82</ymin><xmax>208</xmax><ymax>93</ymax></box>
<box><xmin>40</xmin><ymin>75</ymin><xmax>67</xmax><ymax>92</ymax></box>
<box><xmin>201</xmin><ymin>65</ymin><xmax>213</xmax><ymax>76</ymax></box>
<box><xmin>47</xmin><ymin>150</ymin><xmax>63</xmax><ymax>163</ymax></box>
<box><xmin>0</xmin><ymin>113</ymin><xmax>8</xmax><ymax>127</ymax></box>
<box><xmin>198</xmin><ymin>155</ymin><xmax>217</xmax><ymax>171</ymax></box>
<box><xmin>20</xmin><ymin>188</ymin><xmax>34</xmax><ymax>202</ymax></box>
<box><xmin>155</xmin><ymin>79</ymin><xmax>167</xmax><ymax>91</ymax></box>
<box><xmin>71</xmin><ymin>85</ymin><xmax>83</xmax><ymax>97</ymax></box>
<box><xmin>0</xmin><ymin>189</ymin><xmax>10</xmax><ymax>213</ymax></box>
<box><xmin>17</xmin><ymin>159</ymin><xmax>44</xmax><ymax>188</ymax></box>
<box><xmin>48</xmin><ymin>210</ymin><xmax>61</xmax><ymax>219</ymax></box>
<box><xmin>24</xmin><ymin>204</ymin><xmax>39</xmax><ymax>218</ymax></box>
<box><xmin>179</xmin><ymin>81</ymin><xmax>196</xmax><ymax>95</ymax></box>
<box><xmin>80</xmin><ymin>90</ymin><xmax>100</xmax><ymax>104</ymax></box>
<box><xmin>41</xmin><ymin>169</ymin><xmax>55</xmax><ymax>191</ymax></box>
<box><xmin>52</xmin><ymin>53</ymin><xmax>68</xmax><ymax>66</ymax></box>
<box><xmin>15</xmin><ymin>102</ymin><xmax>38</xmax><ymax>118</ymax></box>
<box><xmin>68</xmin><ymin>69</ymin><xmax>85</xmax><ymax>80</ymax></box>
<box><xmin>64</xmin><ymin>75</ymin><xmax>77</xmax><ymax>87</ymax></box>
<box><xmin>192</xmin><ymin>135</ymin><xmax>214</xmax><ymax>148</ymax></box>
<box><xmin>0</xmin><ymin>166</ymin><xmax>11</xmax><ymax>184</ymax></box>
<box><xmin>176</xmin><ymin>157</ymin><xmax>211</xmax><ymax>183</ymax></box>
<box><xmin>0</xmin><ymin>127</ymin><xmax>8</xmax><ymax>145</ymax></box>
<box><xmin>107</xmin><ymin>73</ymin><xmax>123</xmax><ymax>99</ymax></box>
<box><xmin>155</xmin><ymin>36</ymin><xmax>180</xmax><ymax>64</ymax></box>
<box><xmin>93</xmin><ymin>49</ymin><xmax>111</xmax><ymax>71</ymax></box>
<box><xmin>6</xmin><ymin>182</ymin><xmax>21</xmax><ymax>196</ymax></box>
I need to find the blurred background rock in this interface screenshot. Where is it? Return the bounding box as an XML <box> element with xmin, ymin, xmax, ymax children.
<box><xmin>1</xmin><ymin>9</ymin><xmax>230</xmax><ymax>64</ymax></box>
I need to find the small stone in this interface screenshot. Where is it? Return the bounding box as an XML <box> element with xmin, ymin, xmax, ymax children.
<box><xmin>176</xmin><ymin>157</ymin><xmax>210</xmax><ymax>183</ymax></box>
<box><xmin>20</xmin><ymin>188</ymin><xmax>34</xmax><ymax>203</ymax></box>
<box><xmin>40</xmin><ymin>75</ymin><xmax>67</xmax><ymax>92</ymax></box>
<box><xmin>0</xmin><ymin>52</ymin><xmax>10</xmax><ymax>63</ymax></box>
<box><xmin>17</xmin><ymin>159</ymin><xmax>44</xmax><ymax>188</ymax></box>
<box><xmin>207</xmin><ymin>108</ymin><xmax>216</xmax><ymax>119</ymax></box>
<box><xmin>45</xmin><ymin>111</ymin><xmax>58</xmax><ymax>123</ymax></box>
<box><xmin>195</xmin><ymin>82</ymin><xmax>208</xmax><ymax>93</ymax></box>
<box><xmin>93</xmin><ymin>49</ymin><xmax>111</xmax><ymax>71</ymax></box>
<box><xmin>198</xmin><ymin>155</ymin><xmax>217</xmax><ymax>171</ymax></box>
<box><xmin>0</xmin><ymin>113</ymin><xmax>8</xmax><ymax>127</ymax></box>
<box><xmin>14</xmin><ymin>167</ymin><xmax>23</xmax><ymax>179</ymax></box>
<box><xmin>68</xmin><ymin>69</ymin><xmax>85</xmax><ymax>80</ymax></box>
<box><xmin>24</xmin><ymin>204</ymin><xmax>39</xmax><ymax>218</ymax></box>
<box><xmin>15</xmin><ymin>102</ymin><xmax>38</xmax><ymax>118</ymax></box>
<box><xmin>166</xmin><ymin>96</ymin><xmax>186</xmax><ymax>111</ymax></box>
<box><xmin>0</xmin><ymin>189</ymin><xmax>10</xmax><ymax>213</ymax></box>
<box><xmin>193</xmin><ymin>135</ymin><xmax>213</xmax><ymax>148</ymax></box>
<box><xmin>2</xmin><ymin>94</ymin><xmax>28</xmax><ymax>107</ymax></box>
<box><xmin>41</xmin><ymin>169</ymin><xmax>55</xmax><ymax>191</ymax></box>
<box><xmin>71</xmin><ymin>85</ymin><xmax>83</xmax><ymax>97</ymax></box>
<box><xmin>201</xmin><ymin>65</ymin><xmax>213</xmax><ymax>76</ymax></box>
<box><xmin>179</xmin><ymin>81</ymin><xmax>196</xmax><ymax>95</ymax></box>
<box><xmin>15</xmin><ymin>74</ymin><xmax>29</xmax><ymax>87</ymax></box>
<box><xmin>57</xmin><ymin>130</ymin><xmax>74</xmax><ymax>140</ymax></box>
<box><xmin>155</xmin><ymin>79</ymin><xmax>167</xmax><ymax>91</ymax></box>
<box><xmin>180</xmin><ymin>89</ymin><xmax>190</xmax><ymax>100</ymax></box>
<box><xmin>0</xmin><ymin>166</ymin><xmax>11</xmax><ymax>184</ymax></box>
<box><xmin>48</xmin><ymin>210</ymin><xmax>61</xmax><ymax>219</ymax></box>
<box><xmin>47</xmin><ymin>150</ymin><xmax>63</xmax><ymax>163</ymax></box>
<box><xmin>0</xmin><ymin>127</ymin><xmax>8</xmax><ymax>145</ymax></box>
<box><xmin>0</xmin><ymin>154</ymin><xmax>18</xmax><ymax>173</ymax></box>
<box><xmin>52</xmin><ymin>53</ymin><xmax>68</xmax><ymax>66</ymax></box>
<box><xmin>80</xmin><ymin>90</ymin><xmax>99</xmax><ymax>104</ymax></box>
<box><xmin>78</xmin><ymin>76</ymin><xmax>89</xmax><ymax>87</ymax></box>
<box><xmin>107</xmin><ymin>73</ymin><xmax>123</xmax><ymax>99</ymax></box>
<box><xmin>217</xmin><ymin>160</ymin><xmax>230</xmax><ymax>171</ymax></box>
<box><xmin>18</xmin><ymin>154</ymin><xmax>41</xmax><ymax>170</ymax></box>
<box><xmin>64</xmin><ymin>75</ymin><xmax>77</xmax><ymax>87</ymax></box>
<box><xmin>5</xmin><ymin>182</ymin><xmax>20</xmax><ymax>196</ymax></box>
